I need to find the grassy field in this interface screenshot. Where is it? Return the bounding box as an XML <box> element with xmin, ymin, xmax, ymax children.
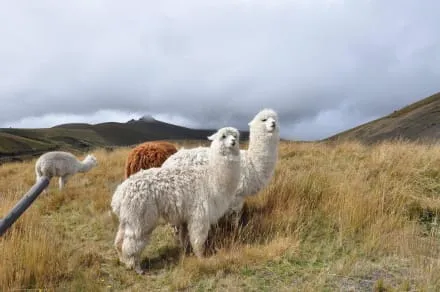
<box><xmin>1</xmin><ymin>140</ymin><xmax>440</xmax><ymax>291</ymax></box>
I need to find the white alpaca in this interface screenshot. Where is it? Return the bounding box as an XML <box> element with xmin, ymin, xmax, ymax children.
<box><xmin>162</xmin><ymin>108</ymin><xmax>280</xmax><ymax>217</ymax></box>
<box><xmin>111</xmin><ymin>127</ymin><xmax>241</xmax><ymax>274</ymax></box>
<box><xmin>35</xmin><ymin>151</ymin><xmax>98</xmax><ymax>190</ymax></box>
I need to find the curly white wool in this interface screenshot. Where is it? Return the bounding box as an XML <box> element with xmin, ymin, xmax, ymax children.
<box><xmin>162</xmin><ymin>108</ymin><xmax>280</xmax><ymax>215</ymax></box>
<box><xmin>110</xmin><ymin>127</ymin><xmax>241</xmax><ymax>274</ymax></box>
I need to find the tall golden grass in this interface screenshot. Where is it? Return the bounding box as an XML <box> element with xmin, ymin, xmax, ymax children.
<box><xmin>0</xmin><ymin>140</ymin><xmax>439</xmax><ymax>291</ymax></box>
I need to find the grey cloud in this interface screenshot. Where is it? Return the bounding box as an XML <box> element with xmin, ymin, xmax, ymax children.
<box><xmin>1</xmin><ymin>0</ymin><xmax>440</xmax><ymax>140</ymax></box>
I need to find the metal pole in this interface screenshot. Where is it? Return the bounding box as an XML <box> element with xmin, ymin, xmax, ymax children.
<box><xmin>0</xmin><ymin>176</ymin><xmax>50</xmax><ymax>237</ymax></box>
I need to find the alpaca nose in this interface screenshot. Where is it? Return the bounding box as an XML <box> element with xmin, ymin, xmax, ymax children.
<box><xmin>271</xmin><ymin>121</ymin><xmax>276</xmax><ymax>127</ymax></box>
<box><xmin>231</xmin><ymin>138</ymin><xmax>236</xmax><ymax>146</ymax></box>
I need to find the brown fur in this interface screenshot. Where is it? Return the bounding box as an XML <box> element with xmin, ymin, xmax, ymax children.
<box><xmin>124</xmin><ymin>141</ymin><xmax>178</xmax><ymax>179</ymax></box>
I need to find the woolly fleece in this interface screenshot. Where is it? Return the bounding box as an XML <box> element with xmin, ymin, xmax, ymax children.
<box><xmin>110</xmin><ymin>127</ymin><xmax>241</xmax><ymax>274</ymax></box>
<box><xmin>124</xmin><ymin>141</ymin><xmax>178</xmax><ymax>179</ymax></box>
<box><xmin>162</xmin><ymin>108</ymin><xmax>280</xmax><ymax>214</ymax></box>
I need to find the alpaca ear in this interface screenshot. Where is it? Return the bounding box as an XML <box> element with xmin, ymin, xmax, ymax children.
<box><xmin>207</xmin><ymin>133</ymin><xmax>217</xmax><ymax>141</ymax></box>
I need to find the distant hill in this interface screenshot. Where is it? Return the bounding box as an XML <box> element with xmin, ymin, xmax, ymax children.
<box><xmin>0</xmin><ymin>116</ymin><xmax>249</xmax><ymax>163</ymax></box>
<box><xmin>325</xmin><ymin>91</ymin><xmax>440</xmax><ymax>144</ymax></box>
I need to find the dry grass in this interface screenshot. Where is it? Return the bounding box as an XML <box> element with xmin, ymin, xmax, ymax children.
<box><xmin>1</xmin><ymin>140</ymin><xmax>440</xmax><ymax>291</ymax></box>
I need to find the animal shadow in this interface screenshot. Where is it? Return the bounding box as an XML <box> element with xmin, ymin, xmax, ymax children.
<box><xmin>140</xmin><ymin>245</ymin><xmax>182</xmax><ymax>271</ymax></box>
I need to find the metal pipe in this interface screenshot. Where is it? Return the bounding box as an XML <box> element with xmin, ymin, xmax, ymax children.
<box><xmin>0</xmin><ymin>176</ymin><xmax>50</xmax><ymax>237</ymax></box>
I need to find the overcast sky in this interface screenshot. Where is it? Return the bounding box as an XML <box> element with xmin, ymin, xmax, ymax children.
<box><xmin>1</xmin><ymin>0</ymin><xmax>439</xmax><ymax>140</ymax></box>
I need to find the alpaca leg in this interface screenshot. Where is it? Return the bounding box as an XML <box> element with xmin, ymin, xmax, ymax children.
<box><xmin>120</xmin><ymin>205</ymin><xmax>158</xmax><ymax>274</ymax></box>
<box><xmin>229</xmin><ymin>199</ymin><xmax>247</xmax><ymax>232</ymax></box>
<box><xmin>229</xmin><ymin>210</ymin><xmax>243</xmax><ymax>244</ymax></box>
<box><xmin>176</xmin><ymin>223</ymin><xmax>192</xmax><ymax>254</ymax></box>
<box><xmin>58</xmin><ymin>175</ymin><xmax>70</xmax><ymax>190</ymax></box>
<box><xmin>172</xmin><ymin>224</ymin><xmax>180</xmax><ymax>239</ymax></box>
<box><xmin>58</xmin><ymin>177</ymin><xmax>64</xmax><ymax>190</ymax></box>
<box><xmin>172</xmin><ymin>224</ymin><xmax>182</xmax><ymax>245</ymax></box>
<box><xmin>230</xmin><ymin>211</ymin><xmax>242</xmax><ymax>231</ymax></box>
<box><xmin>114</xmin><ymin>223</ymin><xmax>125</xmax><ymax>260</ymax></box>
<box><xmin>121</xmin><ymin>227</ymin><xmax>150</xmax><ymax>274</ymax></box>
<box><xmin>188</xmin><ymin>219</ymin><xmax>210</xmax><ymax>259</ymax></box>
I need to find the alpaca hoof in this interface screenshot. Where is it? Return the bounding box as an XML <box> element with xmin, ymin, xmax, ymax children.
<box><xmin>135</xmin><ymin>267</ymin><xmax>145</xmax><ymax>275</ymax></box>
<box><xmin>194</xmin><ymin>250</ymin><xmax>205</xmax><ymax>259</ymax></box>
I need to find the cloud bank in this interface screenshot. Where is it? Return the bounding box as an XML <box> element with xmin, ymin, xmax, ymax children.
<box><xmin>1</xmin><ymin>0</ymin><xmax>439</xmax><ymax>139</ymax></box>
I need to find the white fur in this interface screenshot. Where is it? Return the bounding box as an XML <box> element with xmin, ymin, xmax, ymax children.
<box><xmin>110</xmin><ymin>127</ymin><xmax>241</xmax><ymax>274</ymax></box>
<box><xmin>162</xmin><ymin>108</ymin><xmax>280</xmax><ymax>215</ymax></box>
<box><xmin>35</xmin><ymin>151</ymin><xmax>98</xmax><ymax>190</ymax></box>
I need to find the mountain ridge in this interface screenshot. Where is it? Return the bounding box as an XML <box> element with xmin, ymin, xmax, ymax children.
<box><xmin>325</xmin><ymin>91</ymin><xmax>440</xmax><ymax>143</ymax></box>
<box><xmin>0</xmin><ymin>117</ymin><xmax>250</xmax><ymax>163</ymax></box>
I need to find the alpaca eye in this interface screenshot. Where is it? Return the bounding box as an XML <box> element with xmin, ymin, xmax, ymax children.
<box><xmin>262</xmin><ymin>118</ymin><xmax>267</xmax><ymax>122</ymax></box>
<box><xmin>222</xmin><ymin>134</ymin><xmax>226</xmax><ymax>139</ymax></box>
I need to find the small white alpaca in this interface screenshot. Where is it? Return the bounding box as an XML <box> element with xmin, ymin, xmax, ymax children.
<box><xmin>110</xmin><ymin>127</ymin><xmax>241</xmax><ymax>274</ymax></box>
<box><xmin>35</xmin><ymin>151</ymin><xmax>98</xmax><ymax>190</ymax></box>
<box><xmin>163</xmin><ymin>108</ymin><xmax>280</xmax><ymax>217</ymax></box>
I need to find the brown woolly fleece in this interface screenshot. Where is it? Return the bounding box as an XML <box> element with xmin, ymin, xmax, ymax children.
<box><xmin>124</xmin><ymin>141</ymin><xmax>178</xmax><ymax>179</ymax></box>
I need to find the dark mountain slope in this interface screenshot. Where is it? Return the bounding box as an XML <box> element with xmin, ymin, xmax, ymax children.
<box><xmin>0</xmin><ymin>117</ymin><xmax>250</xmax><ymax>162</ymax></box>
<box><xmin>325</xmin><ymin>91</ymin><xmax>440</xmax><ymax>143</ymax></box>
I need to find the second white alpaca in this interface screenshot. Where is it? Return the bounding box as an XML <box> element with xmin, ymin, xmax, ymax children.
<box><xmin>110</xmin><ymin>127</ymin><xmax>241</xmax><ymax>274</ymax></box>
<box><xmin>35</xmin><ymin>151</ymin><xmax>98</xmax><ymax>190</ymax></box>
<box><xmin>163</xmin><ymin>108</ymin><xmax>280</xmax><ymax>216</ymax></box>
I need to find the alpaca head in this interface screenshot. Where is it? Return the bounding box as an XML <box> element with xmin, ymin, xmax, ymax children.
<box><xmin>248</xmin><ymin>108</ymin><xmax>279</xmax><ymax>136</ymax></box>
<box><xmin>207</xmin><ymin>127</ymin><xmax>240</xmax><ymax>157</ymax></box>
<box><xmin>83</xmin><ymin>154</ymin><xmax>98</xmax><ymax>167</ymax></box>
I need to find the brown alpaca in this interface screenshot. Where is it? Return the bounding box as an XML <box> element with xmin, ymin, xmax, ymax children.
<box><xmin>124</xmin><ymin>141</ymin><xmax>178</xmax><ymax>179</ymax></box>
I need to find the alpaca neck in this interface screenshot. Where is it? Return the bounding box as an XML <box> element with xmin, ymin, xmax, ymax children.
<box><xmin>247</xmin><ymin>130</ymin><xmax>279</xmax><ymax>180</ymax></box>
<box><xmin>208</xmin><ymin>150</ymin><xmax>240</xmax><ymax>197</ymax></box>
<box><xmin>78</xmin><ymin>160</ymin><xmax>94</xmax><ymax>173</ymax></box>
